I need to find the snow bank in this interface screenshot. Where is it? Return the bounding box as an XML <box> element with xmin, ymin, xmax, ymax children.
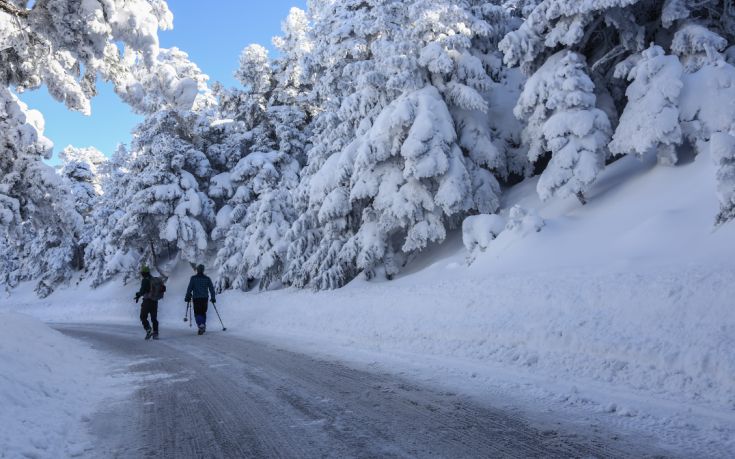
<box><xmin>0</xmin><ymin>313</ymin><xmax>112</xmax><ymax>458</ymax></box>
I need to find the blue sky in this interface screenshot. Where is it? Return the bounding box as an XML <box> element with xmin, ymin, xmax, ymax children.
<box><xmin>20</xmin><ymin>1</ymin><xmax>307</xmax><ymax>165</ymax></box>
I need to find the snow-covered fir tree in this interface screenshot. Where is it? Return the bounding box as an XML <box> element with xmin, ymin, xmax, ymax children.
<box><xmin>111</xmin><ymin>112</ymin><xmax>214</xmax><ymax>279</ymax></box>
<box><xmin>285</xmin><ymin>0</ymin><xmax>523</xmax><ymax>289</ymax></box>
<box><xmin>59</xmin><ymin>146</ymin><xmax>107</xmax><ymax>214</ymax></box>
<box><xmin>1</xmin><ymin>0</ymin><xmax>175</xmax><ymax>294</ymax></box>
<box><xmin>90</xmin><ymin>48</ymin><xmax>214</xmax><ymax>282</ymax></box>
<box><xmin>677</xmin><ymin>55</ymin><xmax>735</xmax><ymax>225</ymax></box>
<box><xmin>211</xmin><ymin>10</ymin><xmax>311</xmax><ymax>291</ymax></box>
<box><xmin>514</xmin><ymin>51</ymin><xmax>611</xmax><ymax>203</ymax></box>
<box><xmin>283</xmin><ymin>0</ymin><xmax>394</xmax><ymax>289</ymax></box>
<box><xmin>84</xmin><ymin>145</ymin><xmax>135</xmax><ymax>286</ymax></box>
<box><xmin>286</xmin><ymin>0</ymin><xmax>401</xmax><ymax>288</ymax></box>
<box><xmin>0</xmin><ymin>233</ymin><xmax>20</xmax><ymax>293</ymax></box>
<box><xmin>609</xmin><ymin>45</ymin><xmax>684</xmax><ymax>166</ymax></box>
<box><xmin>59</xmin><ymin>145</ymin><xmax>108</xmax><ymax>269</ymax></box>
<box><xmin>212</xmin><ymin>151</ymin><xmax>299</xmax><ymax>291</ymax></box>
<box><xmin>500</xmin><ymin>0</ymin><xmax>735</xmax><ymax>217</ymax></box>
<box><xmin>0</xmin><ymin>87</ymin><xmax>83</xmax><ymax>296</ymax></box>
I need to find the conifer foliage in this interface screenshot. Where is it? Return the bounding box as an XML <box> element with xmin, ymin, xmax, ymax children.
<box><xmin>3</xmin><ymin>0</ymin><xmax>735</xmax><ymax>296</ymax></box>
<box><xmin>1</xmin><ymin>0</ymin><xmax>173</xmax><ymax>293</ymax></box>
<box><xmin>501</xmin><ymin>0</ymin><xmax>735</xmax><ymax>214</ymax></box>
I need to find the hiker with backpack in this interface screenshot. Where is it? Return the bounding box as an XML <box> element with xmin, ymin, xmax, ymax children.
<box><xmin>185</xmin><ymin>264</ymin><xmax>216</xmax><ymax>335</ymax></box>
<box><xmin>135</xmin><ymin>265</ymin><xmax>166</xmax><ymax>340</ymax></box>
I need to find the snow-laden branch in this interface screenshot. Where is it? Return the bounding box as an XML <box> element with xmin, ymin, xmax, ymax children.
<box><xmin>0</xmin><ymin>0</ymin><xmax>29</xmax><ymax>17</ymax></box>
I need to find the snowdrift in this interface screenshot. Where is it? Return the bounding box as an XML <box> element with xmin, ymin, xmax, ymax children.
<box><xmin>0</xmin><ymin>313</ymin><xmax>113</xmax><ymax>458</ymax></box>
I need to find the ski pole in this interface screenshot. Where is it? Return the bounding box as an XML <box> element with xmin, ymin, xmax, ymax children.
<box><xmin>184</xmin><ymin>301</ymin><xmax>193</xmax><ymax>327</ymax></box>
<box><xmin>211</xmin><ymin>301</ymin><xmax>227</xmax><ymax>331</ymax></box>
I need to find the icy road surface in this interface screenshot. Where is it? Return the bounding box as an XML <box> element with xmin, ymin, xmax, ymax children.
<box><xmin>57</xmin><ymin>324</ymin><xmax>669</xmax><ymax>459</ymax></box>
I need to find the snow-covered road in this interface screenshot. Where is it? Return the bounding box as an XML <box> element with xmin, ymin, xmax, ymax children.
<box><xmin>56</xmin><ymin>324</ymin><xmax>670</xmax><ymax>458</ymax></box>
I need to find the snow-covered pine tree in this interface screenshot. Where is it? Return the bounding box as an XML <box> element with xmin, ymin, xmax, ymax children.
<box><xmin>113</xmin><ymin>114</ymin><xmax>214</xmax><ymax>279</ymax></box>
<box><xmin>283</xmin><ymin>0</ymin><xmax>393</xmax><ymax>289</ymax></box>
<box><xmin>346</xmin><ymin>85</ymin><xmax>474</xmax><ymax>278</ymax></box>
<box><xmin>211</xmin><ymin>10</ymin><xmax>311</xmax><ymax>291</ymax></box>
<box><xmin>212</xmin><ymin>151</ymin><xmax>299</xmax><ymax>291</ymax></box>
<box><xmin>0</xmin><ymin>87</ymin><xmax>82</xmax><ymax>296</ymax></box>
<box><xmin>101</xmin><ymin>48</ymin><xmax>214</xmax><ymax>280</ymax></box>
<box><xmin>461</xmin><ymin>0</ymin><xmax>531</xmax><ymax>185</ymax></box>
<box><xmin>515</xmin><ymin>50</ymin><xmax>611</xmax><ymax>203</ymax></box>
<box><xmin>84</xmin><ymin>144</ymin><xmax>135</xmax><ymax>286</ymax></box>
<box><xmin>16</xmin><ymin>173</ymin><xmax>82</xmax><ymax>298</ymax></box>
<box><xmin>0</xmin><ymin>87</ymin><xmax>48</xmax><ymax>231</ymax></box>
<box><xmin>269</xmin><ymin>7</ymin><xmax>313</xmax><ymax>166</ymax></box>
<box><xmin>674</xmin><ymin>25</ymin><xmax>735</xmax><ymax>225</ymax></box>
<box><xmin>0</xmin><ymin>233</ymin><xmax>20</xmax><ymax>293</ymax></box>
<box><xmin>285</xmin><ymin>0</ymin><xmax>519</xmax><ymax>288</ymax></box>
<box><xmin>1</xmin><ymin>1</ymin><xmax>177</xmax><ymax>294</ymax></box>
<box><xmin>59</xmin><ymin>145</ymin><xmax>108</xmax><ymax>269</ymax></box>
<box><xmin>59</xmin><ymin>146</ymin><xmax>107</xmax><ymax>215</ymax></box>
<box><xmin>609</xmin><ymin>45</ymin><xmax>684</xmax><ymax>165</ymax></box>
<box><xmin>500</xmin><ymin>0</ymin><xmax>735</xmax><ymax>213</ymax></box>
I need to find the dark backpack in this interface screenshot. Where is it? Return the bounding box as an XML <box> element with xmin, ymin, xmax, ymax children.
<box><xmin>146</xmin><ymin>277</ymin><xmax>166</xmax><ymax>301</ymax></box>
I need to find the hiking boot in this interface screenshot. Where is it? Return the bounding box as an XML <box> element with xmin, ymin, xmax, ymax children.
<box><xmin>144</xmin><ymin>329</ymin><xmax>153</xmax><ymax>340</ymax></box>
<box><xmin>152</xmin><ymin>332</ymin><xmax>159</xmax><ymax>340</ymax></box>
<box><xmin>197</xmin><ymin>325</ymin><xmax>205</xmax><ymax>335</ymax></box>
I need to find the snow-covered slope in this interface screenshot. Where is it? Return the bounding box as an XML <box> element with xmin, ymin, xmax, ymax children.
<box><xmin>10</xmin><ymin>150</ymin><xmax>735</xmax><ymax>456</ymax></box>
<box><xmin>0</xmin><ymin>313</ymin><xmax>118</xmax><ymax>458</ymax></box>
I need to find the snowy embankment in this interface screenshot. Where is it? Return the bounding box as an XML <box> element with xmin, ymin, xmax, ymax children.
<box><xmin>246</xmin><ymin>153</ymin><xmax>731</xmax><ymax>411</ymax></box>
<box><xmin>10</xmin><ymin>151</ymin><xmax>735</xmax><ymax>455</ymax></box>
<box><xmin>0</xmin><ymin>313</ymin><xmax>115</xmax><ymax>458</ymax></box>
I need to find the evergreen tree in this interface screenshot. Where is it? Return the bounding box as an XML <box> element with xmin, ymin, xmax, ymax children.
<box><xmin>1</xmin><ymin>0</ymin><xmax>174</xmax><ymax>295</ymax></box>
<box><xmin>211</xmin><ymin>10</ymin><xmax>311</xmax><ymax>290</ymax></box>
<box><xmin>285</xmin><ymin>0</ymin><xmax>522</xmax><ymax>288</ymax></box>
<box><xmin>500</xmin><ymin>0</ymin><xmax>735</xmax><ymax>213</ymax></box>
<box><xmin>609</xmin><ymin>45</ymin><xmax>684</xmax><ymax>165</ymax></box>
<box><xmin>1</xmin><ymin>0</ymin><xmax>173</xmax><ymax>115</ymax></box>
<box><xmin>515</xmin><ymin>51</ymin><xmax>611</xmax><ymax>202</ymax></box>
<box><xmin>0</xmin><ymin>87</ymin><xmax>82</xmax><ymax>296</ymax></box>
<box><xmin>96</xmin><ymin>48</ymin><xmax>214</xmax><ymax>280</ymax></box>
<box><xmin>59</xmin><ymin>145</ymin><xmax>108</xmax><ymax>269</ymax></box>
<box><xmin>84</xmin><ymin>145</ymin><xmax>135</xmax><ymax>286</ymax></box>
<box><xmin>283</xmin><ymin>0</ymin><xmax>395</xmax><ymax>289</ymax></box>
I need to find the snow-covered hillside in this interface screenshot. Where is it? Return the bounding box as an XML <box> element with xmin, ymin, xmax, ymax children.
<box><xmin>12</xmin><ymin>149</ymin><xmax>735</xmax><ymax>456</ymax></box>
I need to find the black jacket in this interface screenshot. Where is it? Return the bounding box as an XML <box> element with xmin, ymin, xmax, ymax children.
<box><xmin>136</xmin><ymin>274</ymin><xmax>151</xmax><ymax>300</ymax></box>
<box><xmin>185</xmin><ymin>274</ymin><xmax>216</xmax><ymax>302</ymax></box>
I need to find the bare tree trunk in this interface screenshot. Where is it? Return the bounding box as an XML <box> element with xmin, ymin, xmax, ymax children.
<box><xmin>149</xmin><ymin>239</ymin><xmax>167</xmax><ymax>281</ymax></box>
<box><xmin>576</xmin><ymin>191</ymin><xmax>588</xmax><ymax>206</ymax></box>
<box><xmin>0</xmin><ymin>0</ymin><xmax>30</xmax><ymax>17</ymax></box>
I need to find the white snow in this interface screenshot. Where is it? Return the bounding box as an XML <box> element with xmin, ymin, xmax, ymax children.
<box><xmin>462</xmin><ymin>213</ymin><xmax>506</xmax><ymax>253</ymax></box>
<box><xmin>0</xmin><ymin>313</ymin><xmax>119</xmax><ymax>458</ymax></box>
<box><xmin>9</xmin><ymin>146</ymin><xmax>735</xmax><ymax>456</ymax></box>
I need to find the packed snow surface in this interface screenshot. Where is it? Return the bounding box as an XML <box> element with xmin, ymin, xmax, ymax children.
<box><xmin>10</xmin><ymin>150</ymin><xmax>735</xmax><ymax>456</ymax></box>
<box><xmin>0</xmin><ymin>313</ymin><xmax>117</xmax><ymax>458</ymax></box>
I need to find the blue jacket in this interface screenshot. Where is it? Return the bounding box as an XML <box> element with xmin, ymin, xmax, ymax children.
<box><xmin>185</xmin><ymin>274</ymin><xmax>216</xmax><ymax>302</ymax></box>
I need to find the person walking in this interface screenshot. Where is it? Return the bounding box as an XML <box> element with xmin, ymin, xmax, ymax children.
<box><xmin>185</xmin><ymin>264</ymin><xmax>216</xmax><ymax>335</ymax></box>
<box><xmin>135</xmin><ymin>265</ymin><xmax>161</xmax><ymax>340</ymax></box>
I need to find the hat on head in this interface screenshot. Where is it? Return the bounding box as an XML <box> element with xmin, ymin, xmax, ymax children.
<box><xmin>196</xmin><ymin>264</ymin><xmax>205</xmax><ymax>274</ymax></box>
<box><xmin>140</xmin><ymin>265</ymin><xmax>150</xmax><ymax>274</ymax></box>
